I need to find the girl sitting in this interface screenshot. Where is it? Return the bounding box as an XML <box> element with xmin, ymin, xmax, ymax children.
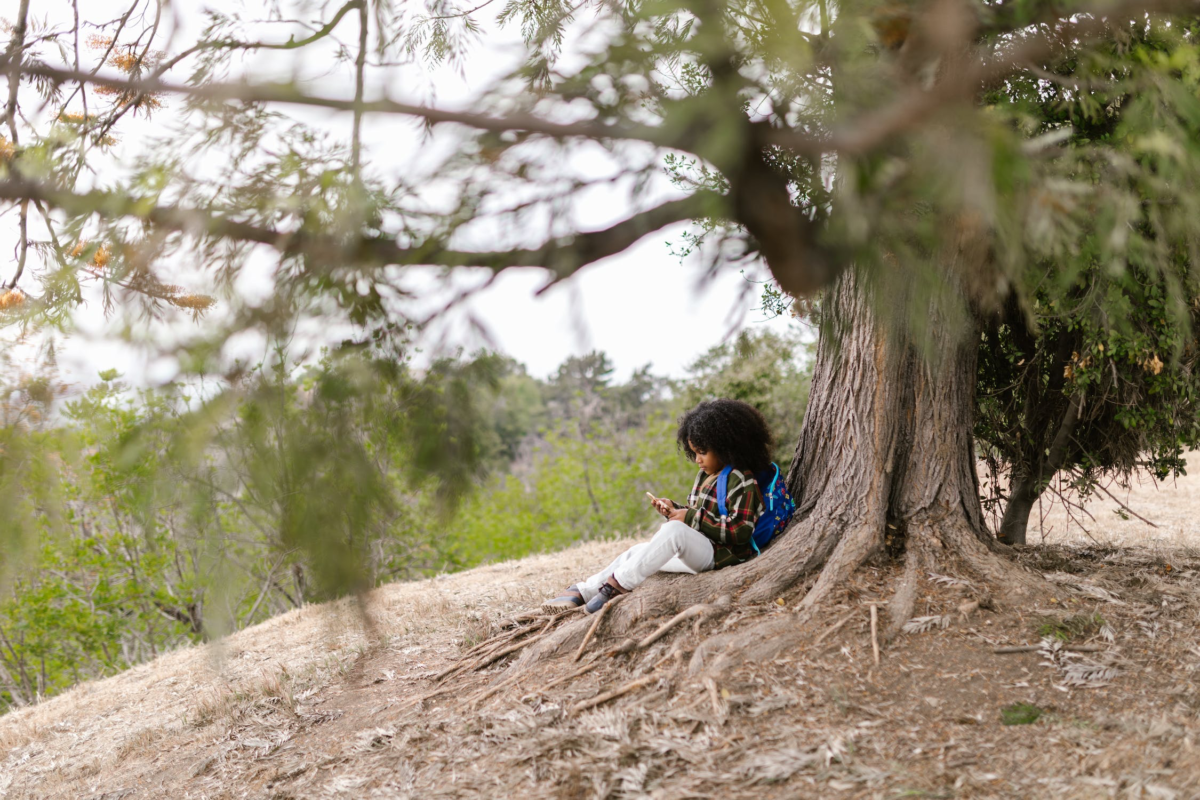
<box><xmin>545</xmin><ymin>398</ymin><xmax>770</xmax><ymax>614</ymax></box>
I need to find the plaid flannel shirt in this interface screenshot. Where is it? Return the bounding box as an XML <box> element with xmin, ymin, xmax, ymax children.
<box><xmin>679</xmin><ymin>468</ymin><xmax>764</xmax><ymax>569</ymax></box>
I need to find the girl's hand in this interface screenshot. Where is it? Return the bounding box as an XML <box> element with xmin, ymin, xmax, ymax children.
<box><xmin>667</xmin><ymin>507</ymin><xmax>687</xmax><ymax>523</ymax></box>
<box><xmin>652</xmin><ymin>498</ymin><xmax>673</xmax><ymax>517</ymax></box>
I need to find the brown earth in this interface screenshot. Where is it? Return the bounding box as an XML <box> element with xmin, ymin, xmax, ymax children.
<box><xmin>2</xmin><ymin>461</ymin><xmax>1199</xmax><ymax>799</ymax></box>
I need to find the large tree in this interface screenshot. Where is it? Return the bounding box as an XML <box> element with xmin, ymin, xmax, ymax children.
<box><xmin>2</xmin><ymin>0</ymin><xmax>1199</xmax><ymax>665</ymax></box>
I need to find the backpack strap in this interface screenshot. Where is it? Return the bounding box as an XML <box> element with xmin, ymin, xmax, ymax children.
<box><xmin>766</xmin><ymin>463</ymin><xmax>780</xmax><ymax>494</ymax></box>
<box><xmin>757</xmin><ymin>463</ymin><xmax>780</xmax><ymax>510</ymax></box>
<box><xmin>715</xmin><ymin>465</ymin><xmax>733</xmax><ymax>518</ymax></box>
<box><xmin>749</xmin><ymin>464</ymin><xmax>782</xmax><ymax>557</ymax></box>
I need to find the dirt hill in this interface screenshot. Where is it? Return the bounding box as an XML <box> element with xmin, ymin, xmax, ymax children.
<box><xmin>2</xmin><ymin>467</ymin><xmax>1199</xmax><ymax>799</ymax></box>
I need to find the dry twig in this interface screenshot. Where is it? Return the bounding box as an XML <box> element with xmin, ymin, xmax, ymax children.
<box><xmin>814</xmin><ymin>612</ymin><xmax>856</xmax><ymax>649</ymax></box>
<box><xmin>525</xmin><ymin>660</ymin><xmax>602</xmax><ymax>698</ymax></box>
<box><xmin>462</xmin><ymin>622</ymin><xmax>538</xmax><ymax>660</ymax></box>
<box><xmin>994</xmin><ymin>644</ymin><xmax>1107</xmax><ymax>654</ymax></box>
<box><xmin>568</xmin><ymin>675</ymin><xmax>657</xmax><ymax>716</ymax></box>
<box><xmin>401</xmin><ymin>685</ymin><xmax>455</xmax><ymax>710</ymax></box>
<box><xmin>468</xmin><ymin>673</ymin><xmax>523</xmax><ymax>706</ymax></box>
<box><xmin>470</xmin><ymin>624</ymin><xmax>559</xmax><ymax>671</ymax></box>
<box><xmin>869</xmin><ymin>604</ymin><xmax>880</xmax><ymax>665</ymax></box>
<box><xmin>652</xmin><ymin>643</ymin><xmax>686</xmax><ymax>670</ymax></box>
<box><xmin>435</xmin><ymin>613</ymin><xmax>576</xmax><ymax>681</ymax></box>
<box><xmin>574</xmin><ymin>596</ymin><xmax>622</xmax><ymax>662</ymax></box>
<box><xmin>702</xmin><ymin>676</ymin><xmax>728</xmax><ymax>724</ymax></box>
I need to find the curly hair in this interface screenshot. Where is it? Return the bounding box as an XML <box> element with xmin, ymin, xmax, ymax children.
<box><xmin>676</xmin><ymin>399</ymin><xmax>773</xmax><ymax>474</ymax></box>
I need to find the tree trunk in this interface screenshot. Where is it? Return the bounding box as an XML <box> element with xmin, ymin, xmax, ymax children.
<box><xmin>997</xmin><ymin>391</ymin><xmax>1082</xmax><ymax>546</ymax></box>
<box><xmin>513</xmin><ymin>262</ymin><xmax>1043</xmax><ymax>675</ymax></box>
<box><xmin>998</xmin><ymin>474</ymin><xmax>1038</xmax><ymax>546</ymax></box>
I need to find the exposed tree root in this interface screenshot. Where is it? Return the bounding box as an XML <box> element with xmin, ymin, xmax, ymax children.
<box><xmin>495</xmin><ymin>520</ymin><xmax>1049</xmax><ymax>683</ymax></box>
<box><xmin>686</xmin><ymin>518</ymin><xmax>1049</xmax><ymax>677</ymax></box>
<box><xmin>526</xmin><ymin>660</ymin><xmax>602</xmax><ymax>698</ymax></box>
<box><xmin>568</xmin><ymin>674</ymin><xmax>658</xmax><ymax>716</ymax></box>
<box><xmin>471</xmin><ymin>620</ymin><xmax>567</xmax><ymax>670</ymax></box>
<box><xmin>946</xmin><ymin>525</ymin><xmax>1045</xmax><ymax>599</ymax></box>
<box><xmin>574</xmin><ymin>595</ymin><xmax>622</xmax><ymax>662</ymax></box>
<box><xmin>652</xmin><ymin>642</ymin><xmax>688</xmax><ymax>670</ymax></box>
<box><xmin>736</xmin><ymin>515</ymin><xmax>842</xmax><ymax>604</ymax></box>
<box><xmin>885</xmin><ymin>527</ymin><xmax>934</xmax><ymax>640</ymax></box>
<box><xmin>630</xmin><ymin>596</ymin><xmax>729</xmax><ymax>652</ymax></box>
<box><xmin>477</xmin><ymin>268</ymin><xmax>1060</xmax><ymax>684</ymax></box>
<box><xmin>796</xmin><ymin>523</ymin><xmax>881</xmax><ymax>613</ymax></box>
<box><xmin>509</xmin><ymin>571</ymin><xmax>732</xmax><ymax>672</ymax></box>
<box><xmin>688</xmin><ymin>611</ymin><xmax>807</xmax><ymax>675</ymax></box>
<box><xmin>438</xmin><ymin>610</ymin><xmax>577</xmax><ymax>682</ymax></box>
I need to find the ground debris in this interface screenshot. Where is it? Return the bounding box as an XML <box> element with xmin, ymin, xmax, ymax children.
<box><xmin>902</xmin><ymin>614</ymin><xmax>952</xmax><ymax>634</ymax></box>
<box><xmin>5</xmin><ymin>539</ymin><xmax>1200</xmax><ymax>799</ymax></box>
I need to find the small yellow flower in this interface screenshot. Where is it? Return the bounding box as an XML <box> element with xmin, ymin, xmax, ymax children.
<box><xmin>94</xmin><ymin>84</ymin><xmax>165</xmax><ymax>113</ymax></box>
<box><xmin>109</xmin><ymin>52</ymin><xmax>140</xmax><ymax>72</ymax></box>
<box><xmin>171</xmin><ymin>293</ymin><xmax>216</xmax><ymax>311</ymax></box>
<box><xmin>0</xmin><ymin>289</ymin><xmax>26</xmax><ymax>310</ymax></box>
<box><xmin>91</xmin><ymin>244</ymin><xmax>112</xmax><ymax>269</ymax></box>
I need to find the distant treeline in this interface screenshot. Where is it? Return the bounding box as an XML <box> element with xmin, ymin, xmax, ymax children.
<box><xmin>0</xmin><ymin>328</ymin><xmax>811</xmax><ymax>713</ymax></box>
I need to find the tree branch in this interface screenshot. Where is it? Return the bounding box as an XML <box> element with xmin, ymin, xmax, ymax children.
<box><xmin>0</xmin><ymin>177</ymin><xmax>719</xmax><ymax>280</ymax></box>
<box><xmin>351</xmin><ymin>0</ymin><xmax>368</xmax><ymax>180</ymax></box>
<box><xmin>765</xmin><ymin>0</ymin><xmax>1200</xmax><ymax>159</ymax></box>
<box><xmin>729</xmin><ymin>121</ymin><xmax>843</xmax><ymax>295</ymax></box>
<box><xmin>209</xmin><ymin>0</ymin><xmax>364</xmax><ymax>52</ymax></box>
<box><xmin>0</xmin><ymin>58</ymin><xmax>682</xmax><ymax>149</ymax></box>
<box><xmin>3</xmin><ymin>0</ymin><xmax>31</xmax><ymax>292</ymax></box>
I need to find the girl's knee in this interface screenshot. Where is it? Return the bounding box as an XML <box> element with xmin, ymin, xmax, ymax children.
<box><xmin>656</xmin><ymin>520</ymin><xmax>693</xmax><ymax>545</ymax></box>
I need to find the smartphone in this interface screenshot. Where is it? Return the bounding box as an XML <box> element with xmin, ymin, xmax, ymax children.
<box><xmin>646</xmin><ymin>491</ymin><xmax>670</xmax><ymax>518</ymax></box>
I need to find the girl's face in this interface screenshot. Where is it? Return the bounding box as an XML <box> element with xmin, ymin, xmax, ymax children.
<box><xmin>689</xmin><ymin>441</ymin><xmax>724</xmax><ymax>475</ymax></box>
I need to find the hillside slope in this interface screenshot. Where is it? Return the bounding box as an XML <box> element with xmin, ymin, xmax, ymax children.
<box><xmin>2</xmin><ymin>467</ymin><xmax>1200</xmax><ymax>799</ymax></box>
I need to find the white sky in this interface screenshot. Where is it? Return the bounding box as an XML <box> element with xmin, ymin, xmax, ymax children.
<box><xmin>8</xmin><ymin>0</ymin><xmax>796</xmax><ymax>386</ymax></box>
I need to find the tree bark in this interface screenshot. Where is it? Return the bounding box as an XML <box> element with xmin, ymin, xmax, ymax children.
<box><xmin>512</xmin><ymin>258</ymin><xmax>1043</xmax><ymax>676</ymax></box>
<box><xmin>684</xmin><ymin>262</ymin><xmax>1040</xmax><ymax>673</ymax></box>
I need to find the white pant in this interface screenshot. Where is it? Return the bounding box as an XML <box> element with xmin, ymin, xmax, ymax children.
<box><xmin>578</xmin><ymin>521</ymin><xmax>716</xmax><ymax>601</ymax></box>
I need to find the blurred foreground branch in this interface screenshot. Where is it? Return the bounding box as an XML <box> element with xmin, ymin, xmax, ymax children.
<box><xmin>0</xmin><ymin>178</ymin><xmax>716</xmax><ymax>284</ymax></box>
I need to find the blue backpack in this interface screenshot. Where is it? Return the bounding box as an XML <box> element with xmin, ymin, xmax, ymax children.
<box><xmin>715</xmin><ymin>463</ymin><xmax>796</xmax><ymax>555</ymax></box>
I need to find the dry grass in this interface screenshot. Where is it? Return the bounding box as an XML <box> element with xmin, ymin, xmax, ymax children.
<box><xmin>1014</xmin><ymin>452</ymin><xmax>1200</xmax><ymax>552</ymax></box>
<box><xmin>1</xmin><ymin>457</ymin><xmax>1199</xmax><ymax>799</ymax></box>
<box><xmin>0</xmin><ymin>538</ymin><xmax>636</xmax><ymax>797</ymax></box>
